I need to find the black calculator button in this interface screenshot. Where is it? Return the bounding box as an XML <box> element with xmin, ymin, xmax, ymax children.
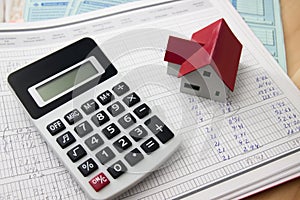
<box><xmin>133</xmin><ymin>103</ymin><xmax>151</xmax><ymax>119</ymax></box>
<box><xmin>118</xmin><ymin>113</ymin><xmax>136</xmax><ymax>129</ymax></box>
<box><xmin>56</xmin><ymin>131</ymin><xmax>76</xmax><ymax>149</ymax></box>
<box><xmin>124</xmin><ymin>148</ymin><xmax>144</xmax><ymax>167</ymax></box>
<box><xmin>67</xmin><ymin>145</ymin><xmax>87</xmax><ymax>162</ymax></box>
<box><xmin>97</xmin><ymin>90</ymin><xmax>114</xmax><ymax>105</ymax></box>
<box><xmin>112</xmin><ymin>82</ymin><xmax>130</xmax><ymax>96</ymax></box>
<box><xmin>81</xmin><ymin>99</ymin><xmax>99</xmax><ymax>115</ymax></box>
<box><xmin>64</xmin><ymin>109</ymin><xmax>83</xmax><ymax>125</ymax></box>
<box><xmin>107</xmin><ymin>101</ymin><xmax>125</xmax><ymax>117</ymax></box>
<box><xmin>141</xmin><ymin>137</ymin><xmax>160</xmax><ymax>155</ymax></box>
<box><xmin>122</xmin><ymin>92</ymin><xmax>140</xmax><ymax>107</ymax></box>
<box><xmin>113</xmin><ymin>136</ymin><xmax>132</xmax><ymax>153</ymax></box>
<box><xmin>129</xmin><ymin>125</ymin><xmax>148</xmax><ymax>142</ymax></box>
<box><xmin>78</xmin><ymin>158</ymin><xmax>98</xmax><ymax>177</ymax></box>
<box><xmin>85</xmin><ymin>134</ymin><xmax>104</xmax><ymax>151</ymax></box>
<box><xmin>144</xmin><ymin>115</ymin><xmax>174</xmax><ymax>144</ymax></box>
<box><xmin>102</xmin><ymin>123</ymin><xmax>120</xmax><ymax>139</ymax></box>
<box><xmin>96</xmin><ymin>146</ymin><xmax>115</xmax><ymax>165</ymax></box>
<box><xmin>107</xmin><ymin>160</ymin><xmax>127</xmax><ymax>179</ymax></box>
<box><xmin>74</xmin><ymin>121</ymin><xmax>93</xmax><ymax>138</ymax></box>
<box><xmin>92</xmin><ymin>111</ymin><xmax>110</xmax><ymax>127</ymax></box>
<box><xmin>47</xmin><ymin>119</ymin><xmax>65</xmax><ymax>136</ymax></box>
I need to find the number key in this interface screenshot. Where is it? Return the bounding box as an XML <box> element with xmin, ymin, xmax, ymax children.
<box><xmin>92</xmin><ymin>111</ymin><xmax>110</xmax><ymax>127</ymax></box>
<box><xmin>107</xmin><ymin>101</ymin><xmax>125</xmax><ymax>117</ymax></box>
<box><xmin>118</xmin><ymin>113</ymin><xmax>136</xmax><ymax>129</ymax></box>
<box><xmin>102</xmin><ymin>123</ymin><xmax>120</xmax><ymax>139</ymax></box>
<box><xmin>129</xmin><ymin>125</ymin><xmax>148</xmax><ymax>142</ymax></box>
<box><xmin>107</xmin><ymin>160</ymin><xmax>127</xmax><ymax>179</ymax></box>
<box><xmin>96</xmin><ymin>147</ymin><xmax>116</xmax><ymax>165</ymax></box>
<box><xmin>74</xmin><ymin>121</ymin><xmax>93</xmax><ymax>137</ymax></box>
<box><xmin>113</xmin><ymin>136</ymin><xmax>132</xmax><ymax>153</ymax></box>
<box><xmin>85</xmin><ymin>134</ymin><xmax>104</xmax><ymax>151</ymax></box>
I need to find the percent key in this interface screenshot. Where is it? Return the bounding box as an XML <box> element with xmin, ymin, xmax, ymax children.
<box><xmin>78</xmin><ymin>158</ymin><xmax>98</xmax><ymax>177</ymax></box>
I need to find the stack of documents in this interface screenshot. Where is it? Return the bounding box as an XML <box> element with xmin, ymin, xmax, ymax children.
<box><xmin>0</xmin><ymin>0</ymin><xmax>299</xmax><ymax>199</ymax></box>
<box><xmin>20</xmin><ymin>0</ymin><xmax>287</xmax><ymax>73</ymax></box>
<box><xmin>23</xmin><ymin>0</ymin><xmax>140</xmax><ymax>22</ymax></box>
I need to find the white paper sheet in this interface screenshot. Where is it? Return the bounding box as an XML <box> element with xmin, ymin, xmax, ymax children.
<box><xmin>0</xmin><ymin>0</ymin><xmax>300</xmax><ymax>199</ymax></box>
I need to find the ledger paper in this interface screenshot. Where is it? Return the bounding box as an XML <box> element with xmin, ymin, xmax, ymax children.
<box><xmin>0</xmin><ymin>0</ymin><xmax>300</xmax><ymax>199</ymax></box>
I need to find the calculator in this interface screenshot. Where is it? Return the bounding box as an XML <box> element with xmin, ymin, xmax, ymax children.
<box><xmin>7</xmin><ymin>38</ymin><xmax>181</xmax><ymax>199</ymax></box>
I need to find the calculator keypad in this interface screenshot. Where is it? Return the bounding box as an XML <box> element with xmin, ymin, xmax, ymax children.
<box><xmin>74</xmin><ymin>121</ymin><xmax>93</xmax><ymax>137</ymax></box>
<box><xmin>85</xmin><ymin>134</ymin><xmax>104</xmax><ymax>151</ymax></box>
<box><xmin>134</xmin><ymin>103</ymin><xmax>151</xmax><ymax>119</ymax></box>
<box><xmin>124</xmin><ymin>148</ymin><xmax>144</xmax><ymax>166</ymax></box>
<box><xmin>47</xmin><ymin>119</ymin><xmax>65</xmax><ymax>136</ymax></box>
<box><xmin>118</xmin><ymin>113</ymin><xmax>136</xmax><ymax>129</ymax></box>
<box><xmin>81</xmin><ymin>99</ymin><xmax>99</xmax><ymax>115</ymax></box>
<box><xmin>56</xmin><ymin>131</ymin><xmax>76</xmax><ymax>149</ymax></box>
<box><xmin>123</xmin><ymin>92</ymin><xmax>140</xmax><ymax>107</ymax></box>
<box><xmin>67</xmin><ymin>145</ymin><xmax>87</xmax><ymax>162</ymax></box>
<box><xmin>102</xmin><ymin>123</ymin><xmax>120</xmax><ymax>139</ymax></box>
<box><xmin>97</xmin><ymin>90</ymin><xmax>114</xmax><ymax>105</ymax></box>
<box><xmin>64</xmin><ymin>109</ymin><xmax>83</xmax><ymax>125</ymax></box>
<box><xmin>113</xmin><ymin>136</ymin><xmax>132</xmax><ymax>153</ymax></box>
<box><xmin>129</xmin><ymin>125</ymin><xmax>148</xmax><ymax>142</ymax></box>
<box><xmin>107</xmin><ymin>160</ymin><xmax>127</xmax><ymax>179</ymax></box>
<box><xmin>96</xmin><ymin>146</ymin><xmax>116</xmax><ymax>165</ymax></box>
<box><xmin>91</xmin><ymin>111</ymin><xmax>110</xmax><ymax>127</ymax></box>
<box><xmin>112</xmin><ymin>82</ymin><xmax>130</xmax><ymax>96</ymax></box>
<box><xmin>78</xmin><ymin>158</ymin><xmax>98</xmax><ymax>177</ymax></box>
<box><xmin>46</xmin><ymin>81</ymin><xmax>177</xmax><ymax>195</ymax></box>
<box><xmin>107</xmin><ymin>101</ymin><xmax>125</xmax><ymax>117</ymax></box>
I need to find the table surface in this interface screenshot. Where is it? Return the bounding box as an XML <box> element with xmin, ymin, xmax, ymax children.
<box><xmin>246</xmin><ymin>0</ymin><xmax>300</xmax><ymax>199</ymax></box>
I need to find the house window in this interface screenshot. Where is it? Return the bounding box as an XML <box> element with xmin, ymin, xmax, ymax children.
<box><xmin>203</xmin><ymin>71</ymin><xmax>211</xmax><ymax>77</ymax></box>
<box><xmin>184</xmin><ymin>83</ymin><xmax>200</xmax><ymax>91</ymax></box>
<box><xmin>215</xmin><ymin>91</ymin><xmax>220</xmax><ymax>96</ymax></box>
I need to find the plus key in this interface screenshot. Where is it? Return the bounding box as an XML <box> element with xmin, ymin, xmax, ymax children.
<box><xmin>144</xmin><ymin>115</ymin><xmax>174</xmax><ymax>144</ymax></box>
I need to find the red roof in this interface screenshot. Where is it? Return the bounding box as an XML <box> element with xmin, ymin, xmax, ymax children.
<box><xmin>164</xmin><ymin>36</ymin><xmax>202</xmax><ymax>65</ymax></box>
<box><xmin>165</xmin><ymin>19</ymin><xmax>242</xmax><ymax>91</ymax></box>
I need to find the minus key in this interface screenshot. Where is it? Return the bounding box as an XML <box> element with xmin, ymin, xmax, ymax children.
<box><xmin>133</xmin><ymin>103</ymin><xmax>151</xmax><ymax>119</ymax></box>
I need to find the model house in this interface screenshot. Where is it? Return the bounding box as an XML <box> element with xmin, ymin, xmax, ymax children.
<box><xmin>164</xmin><ymin>19</ymin><xmax>242</xmax><ymax>102</ymax></box>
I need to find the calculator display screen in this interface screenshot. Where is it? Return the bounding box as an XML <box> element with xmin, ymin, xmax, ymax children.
<box><xmin>36</xmin><ymin>61</ymin><xmax>98</xmax><ymax>102</ymax></box>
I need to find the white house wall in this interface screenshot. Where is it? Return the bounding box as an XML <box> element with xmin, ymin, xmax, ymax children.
<box><xmin>180</xmin><ymin>65</ymin><xmax>227</xmax><ymax>102</ymax></box>
<box><xmin>167</xmin><ymin>62</ymin><xmax>181</xmax><ymax>77</ymax></box>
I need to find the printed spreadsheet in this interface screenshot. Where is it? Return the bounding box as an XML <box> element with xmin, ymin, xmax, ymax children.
<box><xmin>1</xmin><ymin>0</ymin><xmax>300</xmax><ymax>199</ymax></box>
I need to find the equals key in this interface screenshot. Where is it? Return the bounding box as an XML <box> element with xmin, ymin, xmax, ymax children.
<box><xmin>133</xmin><ymin>103</ymin><xmax>151</xmax><ymax>119</ymax></box>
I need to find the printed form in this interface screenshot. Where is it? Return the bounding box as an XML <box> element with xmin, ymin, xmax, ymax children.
<box><xmin>1</xmin><ymin>0</ymin><xmax>300</xmax><ymax>199</ymax></box>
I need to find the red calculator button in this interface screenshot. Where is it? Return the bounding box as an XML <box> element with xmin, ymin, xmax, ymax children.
<box><xmin>89</xmin><ymin>172</ymin><xmax>110</xmax><ymax>192</ymax></box>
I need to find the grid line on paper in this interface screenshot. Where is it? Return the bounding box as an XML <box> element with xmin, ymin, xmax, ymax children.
<box><xmin>120</xmin><ymin>98</ymin><xmax>300</xmax><ymax>198</ymax></box>
<box><xmin>0</xmin><ymin>129</ymin><xmax>57</xmax><ymax>179</ymax></box>
<box><xmin>0</xmin><ymin>95</ymin><xmax>32</xmax><ymax>131</ymax></box>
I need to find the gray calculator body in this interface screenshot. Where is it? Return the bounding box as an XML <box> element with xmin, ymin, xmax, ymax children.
<box><xmin>8</xmin><ymin>38</ymin><xmax>181</xmax><ymax>199</ymax></box>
